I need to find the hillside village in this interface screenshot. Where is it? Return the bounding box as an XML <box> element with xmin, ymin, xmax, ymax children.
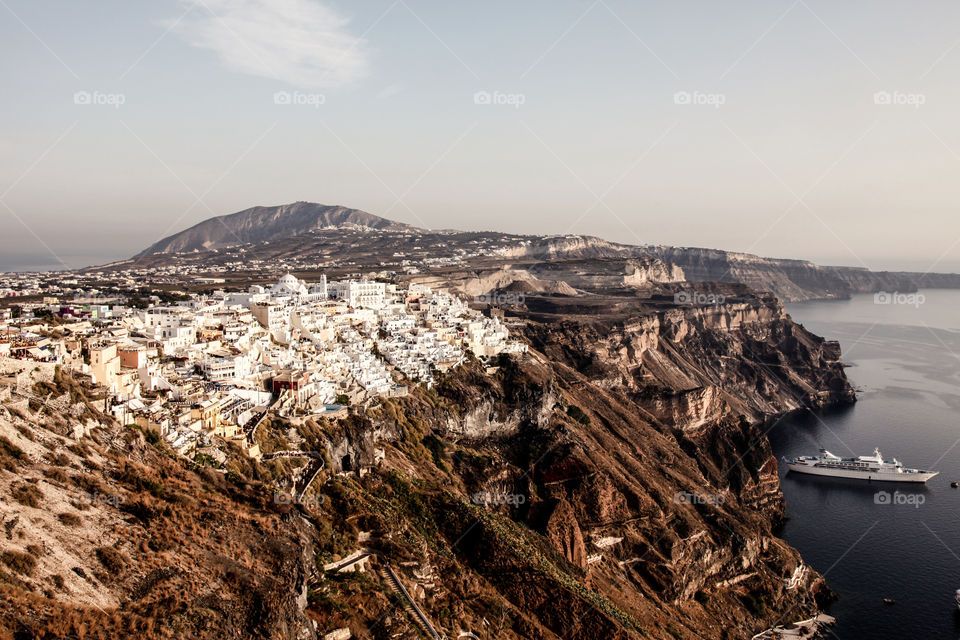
<box><xmin>0</xmin><ymin>273</ymin><xmax>525</xmax><ymax>463</ymax></box>
<box><xmin>0</xmin><ymin>224</ymin><xmax>861</xmax><ymax>640</ymax></box>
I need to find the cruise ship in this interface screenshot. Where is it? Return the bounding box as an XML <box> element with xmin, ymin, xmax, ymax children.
<box><xmin>783</xmin><ymin>448</ymin><xmax>938</xmax><ymax>483</ymax></box>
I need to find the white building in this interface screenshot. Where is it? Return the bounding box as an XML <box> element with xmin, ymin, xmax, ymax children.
<box><xmin>251</xmin><ymin>302</ymin><xmax>292</xmax><ymax>333</ymax></box>
<box><xmin>268</xmin><ymin>274</ymin><xmax>327</xmax><ymax>303</ymax></box>
<box><xmin>329</xmin><ymin>280</ymin><xmax>386</xmax><ymax>309</ymax></box>
<box><xmin>201</xmin><ymin>353</ymin><xmax>251</xmax><ymax>382</ymax></box>
<box><xmin>271</xmin><ymin>273</ymin><xmax>308</xmax><ymax>298</ymax></box>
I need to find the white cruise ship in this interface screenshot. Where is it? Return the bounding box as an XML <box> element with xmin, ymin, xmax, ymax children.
<box><xmin>783</xmin><ymin>448</ymin><xmax>938</xmax><ymax>483</ymax></box>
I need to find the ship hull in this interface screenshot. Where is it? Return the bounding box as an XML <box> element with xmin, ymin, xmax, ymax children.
<box><xmin>785</xmin><ymin>463</ymin><xmax>937</xmax><ymax>483</ymax></box>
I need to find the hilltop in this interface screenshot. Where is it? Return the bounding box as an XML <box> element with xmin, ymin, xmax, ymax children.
<box><xmin>135</xmin><ymin>202</ymin><xmax>419</xmax><ymax>257</ymax></box>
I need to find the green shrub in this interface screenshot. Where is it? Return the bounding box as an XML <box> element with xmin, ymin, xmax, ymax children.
<box><xmin>566</xmin><ymin>405</ymin><xmax>591</xmax><ymax>425</ymax></box>
<box><xmin>422</xmin><ymin>435</ymin><xmax>448</xmax><ymax>470</ymax></box>
<box><xmin>741</xmin><ymin>590</ymin><xmax>767</xmax><ymax>616</ymax></box>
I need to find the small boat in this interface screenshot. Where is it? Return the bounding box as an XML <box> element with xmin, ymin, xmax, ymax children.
<box><xmin>951</xmin><ymin>481</ymin><xmax>958</xmax><ymax>488</ymax></box>
<box><xmin>955</xmin><ymin>589</ymin><xmax>960</xmax><ymax>611</ymax></box>
<box><xmin>882</xmin><ymin>598</ymin><xmax>896</xmax><ymax>605</ymax></box>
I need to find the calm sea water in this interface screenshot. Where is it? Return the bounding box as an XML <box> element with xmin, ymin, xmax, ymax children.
<box><xmin>771</xmin><ymin>290</ymin><xmax>960</xmax><ymax>639</ymax></box>
<box><xmin>0</xmin><ymin>253</ymin><xmax>122</xmax><ymax>272</ymax></box>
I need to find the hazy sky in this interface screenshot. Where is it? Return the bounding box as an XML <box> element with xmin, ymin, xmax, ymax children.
<box><xmin>3</xmin><ymin>1</ymin><xmax>960</xmax><ymax>272</ymax></box>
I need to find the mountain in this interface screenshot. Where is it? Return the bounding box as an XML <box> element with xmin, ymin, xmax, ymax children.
<box><xmin>130</xmin><ymin>202</ymin><xmax>960</xmax><ymax>302</ymax></box>
<box><xmin>135</xmin><ymin>202</ymin><xmax>419</xmax><ymax>256</ymax></box>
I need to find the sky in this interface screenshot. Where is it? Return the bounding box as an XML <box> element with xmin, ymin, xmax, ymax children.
<box><xmin>2</xmin><ymin>0</ymin><xmax>960</xmax><ymax>273</ymax></box>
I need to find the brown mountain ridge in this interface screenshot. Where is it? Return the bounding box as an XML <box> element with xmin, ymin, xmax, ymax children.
<box><xmin>136</xmin><ymin>202</ymin><xmax>418</xmax><ymax>257</ymax></box>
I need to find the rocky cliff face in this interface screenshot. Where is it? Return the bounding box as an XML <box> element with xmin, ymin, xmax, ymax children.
<box><xmin>409</xmin><ymin>257</ymin><xmax>685</xmax><ymax>300</ymax></box>
<box><xmin>300</xmin><ymin>288</ymin><xmax>850</xmax><ymax>639</ymax></box>
<box><xmin>646</xmin><ymin>246</ymin><xmax>960</xmax><ymax>301</ymax></box>
<box><xmin>493</xmin><ymin>235</ymin><xmax>635</xmax><ymax>260</ymax></box>
<box><xmin>525</xmin><ymin>257</ymin><xmax>685</xmax><ymax>289</ymax></box>
<box><xmin>530</xmin><ymin>294</ymin><xmax>854</xmax><ymax>422</ymax></box>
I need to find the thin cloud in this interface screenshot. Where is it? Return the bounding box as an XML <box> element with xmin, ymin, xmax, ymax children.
<box><xmin>171</xmin><ymin>0</ymin><xmax>370</xmax><ymax>88</ymax></box>
<box><xmin>376</xmin><ymin>83</ymin><xmax>402</xmax><ymax>99</ymax></box>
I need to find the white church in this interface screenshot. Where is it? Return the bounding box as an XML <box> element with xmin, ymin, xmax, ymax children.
<box><xmin>266</xmin><ymin>273</ymin><xmax>327</xmax><ymax>302</ymax></box>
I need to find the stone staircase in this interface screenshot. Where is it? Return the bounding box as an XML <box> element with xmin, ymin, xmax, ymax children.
<box><xmin>378</xmin><ymin>559</ymin><xmax>445</xmax><ymax>640</ymax></box>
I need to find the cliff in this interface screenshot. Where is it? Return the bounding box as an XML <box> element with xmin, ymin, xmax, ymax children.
<box><xmin>0</xmin><ymin>288</ymin><xmax>851</xmax><ymax>640</ymax></box>
<box><xmin>492</xmin><ymin>235</ymin><xmax>637</xmax><ymax>260</ymax></box>
<box><xmin>646</xmin><ymin>246</ymin><xmax>960</xmax><ymax>301</ymax></box>
<box><xmin>406</xmin><ymin>257</ymin><xmax>685</xmax><ymax>299</ymax></box>
<box><xmin>288</xmin><ymin>287</ymin><xmax>850</xmax><ymax>639</ymax></box>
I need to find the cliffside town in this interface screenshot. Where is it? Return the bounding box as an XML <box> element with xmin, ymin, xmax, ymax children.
<box><xmin>1</xmin><ymin>274</ymin><xmax>523</xmax><ymax>462</ymax></box>
<box><xmin>0</xmin><ymin>276</ymin><xmax>849</xmax><ymax>640</ymax></box>
<box><xmin>0</xmin><ymin>205</ymin><xmax>874</xmax><ymax>639</ymax></box>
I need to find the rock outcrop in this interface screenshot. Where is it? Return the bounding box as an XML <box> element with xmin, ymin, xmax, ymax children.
<box><xmin>544</xmin><ymin>499</ymin><xmax>588</xmax><ymax>569</ymax></box>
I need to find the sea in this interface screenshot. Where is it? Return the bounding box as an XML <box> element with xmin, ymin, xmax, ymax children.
<box><xmin>770</xmin><ymin>289</ymin><xmax>960</xmax><ymax>639</ymax></box>
<box><xmin>0</xmin><ymin>253</ymin><xmax>122</xmax><ymax>273</ymax></box>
